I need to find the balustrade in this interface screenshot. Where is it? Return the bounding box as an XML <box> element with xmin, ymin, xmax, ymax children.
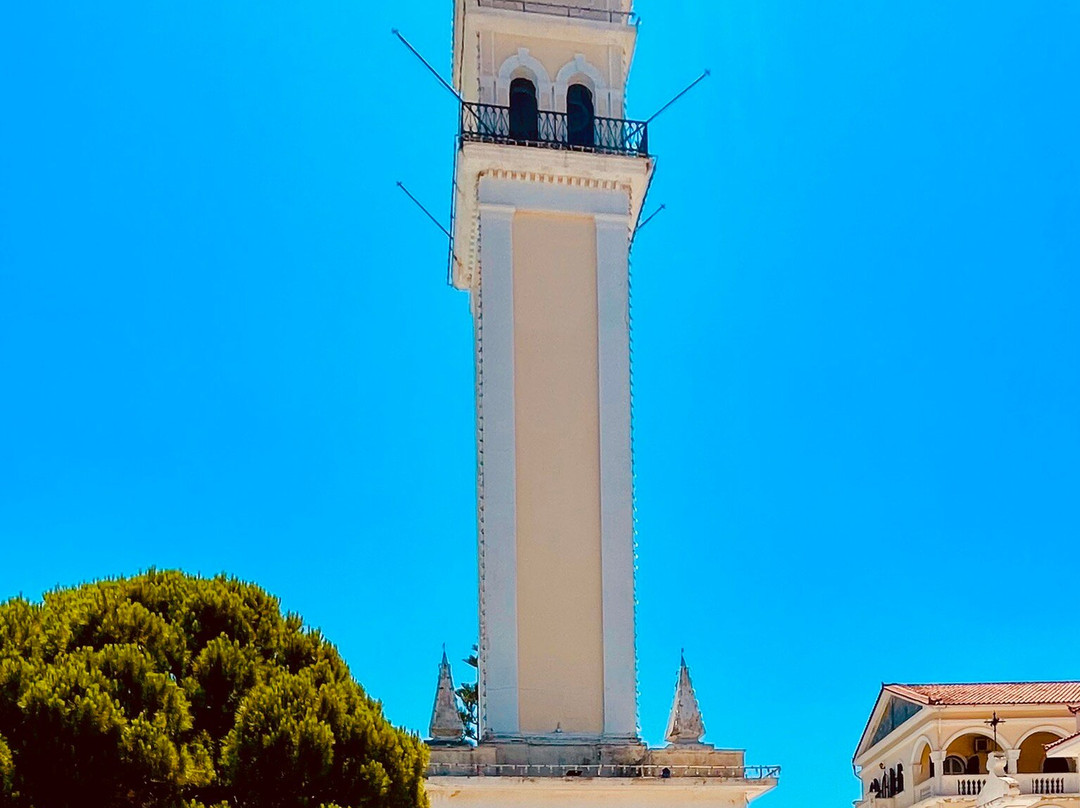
<box><xmin>871</xmin><ymin>773</ymin><xmax>1080</xmax><ymax>802</ymax></box>
<box><xmin>475</xmin><ymin>0</ymin><xmax>637</xmax><ymax>24</ymax></box>
<box><xmin>427</xmin><ymin>762</ymin><xmax>781</xmax><ymax>779</ymax></box>
<box><xmin>1014</xmin><ymin>771</ymin><xmax>1080</xmax><ymax>795</ymax></box>
<box><xmin>461</xmin><ymin>102</ymin><xmax>649</xmax><ymax>157</ymax></box>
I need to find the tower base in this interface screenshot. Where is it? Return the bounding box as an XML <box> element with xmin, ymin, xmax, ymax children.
<box><xmin>427</xmin><ymin>741</ymin><xmax>778</xmax><ymax>808</ymax></box>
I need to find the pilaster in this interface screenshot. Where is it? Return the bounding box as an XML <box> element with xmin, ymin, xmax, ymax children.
<box><xmin>595</xmin><ymin>211</ymin><xmax>636</xmax><ymax>738</ymax></box>
<box><xmin>477</xmin><ymin>201</ymin><xmax>520</xmax><ymax>736</ymax></box>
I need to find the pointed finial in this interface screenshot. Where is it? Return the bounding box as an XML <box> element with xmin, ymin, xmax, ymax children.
<box><xmin>665</xmin><ymin>652</ymin><xmax>706</xmax><ymax>745</ymax></box>
<box><xmin>428</xmin><ymin>648</ymin><xmax>466</xmax><ymax>744</ymax></box>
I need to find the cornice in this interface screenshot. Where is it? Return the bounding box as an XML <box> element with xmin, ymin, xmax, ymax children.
<box><xmin>452</xmin><ymin>145</ymin><xmax>653</xmax><ymax>289</ymax></box>
<box><xmin>481</xmin><ymin>167</ymin><xmax>631</xmax><ymax>192</ymax></box>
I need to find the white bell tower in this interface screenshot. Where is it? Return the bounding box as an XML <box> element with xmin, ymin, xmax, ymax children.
<box><xmin>425</xmin><ymin>2</ymin><xmax>779</xmax><ymax>806</ymax></box>
<box><xmin>450</xmin><ymin>0</ymin><xmax>651</xmax><ymax>743</ymax></box>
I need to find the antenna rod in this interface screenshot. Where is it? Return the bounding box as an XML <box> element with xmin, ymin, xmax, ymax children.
<box><xmin>634</xmin><ymin>204</ymin><xmax>667</xmax><ymax>237</ymax></box>
<box><xmin>392</xmin><ymin>29</ymin><xmax>464</xmax><ymax>104</ymax></box>
<box><xmin>397</xmin><ymin>182</ymin><xmax>452</xmax><ymax>241</ymax></box>
<box><xmin>645</xmin><ymin>70</ymin><xmax>711</xmax><ymax>125</ymax></box>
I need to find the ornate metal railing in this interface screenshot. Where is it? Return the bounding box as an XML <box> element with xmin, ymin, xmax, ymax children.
<box><xmin>427</xmin><ymin>763</ymin><xmax>781</xmax><ymax>779</ymax></box>
<box><xmin>476</xmin><ymin>0</ymin><xmax>637</xmax><ymax>25</ymax></box>
<box><xmin>461</xmin><ymin>102</ymin><xmax>649</xmax><ymax>157</ymax></box>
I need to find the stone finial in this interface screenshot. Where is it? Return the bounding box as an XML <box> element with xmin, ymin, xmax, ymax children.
<box><xmin>976</xmin><ymin>752</ymin><xmax>1023</xmax><ymax>807</ymax></box>
<box><xmin>665</xmin><ymin>651</ymin><xmax>706</xmax><ymax>745</ymax></box>
<box><xmin>428</xmin><ymin>648</ymin><xmax>466</xmax><ymax>745</ymax></box>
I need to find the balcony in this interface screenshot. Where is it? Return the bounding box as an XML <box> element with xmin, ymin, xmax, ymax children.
<box><xmin>460</xmin><ymin>102</ymin><xmax>650</xmax><ymax>157</ymax></box>
<box><xmin>860</xmin><ymin>773</ymin><xmax>1080</xmax><ymax>807</ymax></box>
<box><xmin>475</xmin><ymin>0</ymin><xmax>637</xmax><ymax>25</ymax></box>
<box><xmin>941</xmin><ymin>772</ymin><xmax>1080</xmax><ymax>797</ymax></box>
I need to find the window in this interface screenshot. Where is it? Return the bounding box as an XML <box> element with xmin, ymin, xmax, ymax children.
<box><xmin>567</xmin><ymin>84</ymin><xmax>595</xmax><ymax>147</ymax></box>
<box><xmin>896</xmin><ymin>763</ymin><xmax>905</xmax><ymax>793</ymax></box>
<box><xmin>944</xmin><ymin>756</ymin><xmax>966</xmax><ymax>775</ymax></box>
<box><xmin>509</xmin><ymin>78</ymin><xmax>539</xmax><ymax>141</ymax></box>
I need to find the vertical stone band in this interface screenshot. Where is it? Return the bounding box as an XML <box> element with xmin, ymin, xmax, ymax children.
<box><xmin>477</xmin><ymin>201</ymin><xmax>520</xmax><ymax>736</ymax></box>
<box><xmin>595</xmin><ymin>211</ymin><xmax>637</xmax><ymax>738</ymax></box>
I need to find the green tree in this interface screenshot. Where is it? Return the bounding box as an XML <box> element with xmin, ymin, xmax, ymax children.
<box><xmin>454</xmin><ymin>646</ymin><xmax>478</xmax><ymax>743</ymax></box>
<box><xmin>0</xmin><ymin>571</ymin><xmax>428</xmax><ymax>808</ymax></box>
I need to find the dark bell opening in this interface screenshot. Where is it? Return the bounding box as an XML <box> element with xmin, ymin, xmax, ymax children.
<box><xmin>567</xmin><ymin>83</ymin><xmax>595</xmax><ymax>147</ymax></box>
<box><xmin>509</xmin><ymin>78</ymin><xmax>539</xmax><ymax>142</ymax></box>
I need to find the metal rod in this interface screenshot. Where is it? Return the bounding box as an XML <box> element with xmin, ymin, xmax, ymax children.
<box><xmin>397</xmin><ymin>182</ymin><xmax>452</xmax><ymax>241</ymax></box>
<box><xmin>392</xmin><ymin>29</ymin><xmax>464</xmax><ymax>104</ymax></box>
<box><xmin>635</xmin><ymin>204</ymin><xmax>666</xmax><ymax>236</ymax></box>
<box><xmin>645</xmin><ymin>70</ymin><xmax>711</xmax><ymax>124</ymax></box>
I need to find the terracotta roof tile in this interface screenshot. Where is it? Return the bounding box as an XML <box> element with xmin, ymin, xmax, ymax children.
<box><xmin>885</xmin><ymin>682</ymin><xmax>1080</xmax><ymax>706</ymax></box>
<box><xmin>1046</xmin><ymin>731</ymin><xmax>1080</xmax><ymax>751</ymax></box>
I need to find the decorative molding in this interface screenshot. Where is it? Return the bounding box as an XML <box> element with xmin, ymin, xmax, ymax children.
<box><xmin>1014</xmin><ymin>725</ymin><xmax>1073</xmax><ymax>747</ymax></box>
<box><xmin>474</xmin><ymin>275</ymin><xmax>487</xmax><ymax>728</ymax></box>
<box><xmin>941</xmin><ymin>726</ymin><xmax>1014</xmax><ymax>753</ymax></box>
<box><xmin>452</xmin><ymin>145</ymin><xmax>654</xmax><ymax>291</ymax></box>
<box><xmin>481</xmin><ymin>168</ymin><xmax>631</xmax><ymax>193</ymax></box>
<box><xmin>496</xmin><ymin>48</ymin><xmax>555</xmax><ymax>107</ymax></box>
<box><xmin>554</xmin><ymin>54</ymin><xmax>611</xmax><ymax>116</ymax></box>
<box><xmin>909</xmin><ymin>735</ymin><xmax>935</xmax><ymax>763</ymax></box>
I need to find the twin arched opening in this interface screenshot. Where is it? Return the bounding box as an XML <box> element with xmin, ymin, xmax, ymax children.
<box><xmin>508</xmin><ymin>78</ymin><xmax>595</xmax><ymax>146</ymax></box>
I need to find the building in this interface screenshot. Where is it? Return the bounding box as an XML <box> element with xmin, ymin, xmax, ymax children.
<box><xmin>420</xmin><ymin>1</ymin><xmax>779</xmax><ymax>807</ymax></box>
<box><xmin>853</xmin><ymin>683</ymin><xmax>1080</xmax><ymax>808</ymax></box>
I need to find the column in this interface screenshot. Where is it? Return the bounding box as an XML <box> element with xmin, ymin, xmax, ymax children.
<box><xmin>931</xmin><ymin>750</ymin><xmax>947</xmax><ymax>797</ymax></box>
<box><xmin>1006</xmin><ymin>749</ymin><xmax>1021</xmax><ymax>776</ymax></box>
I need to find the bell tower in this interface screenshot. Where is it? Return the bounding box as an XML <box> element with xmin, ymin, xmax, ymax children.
<box><xmin>425</xmin><ymin>2</ymin><xmax>779</xmax><ymax>806</ymax></box>
<box><xmin>450</xmin><ymin>0</ymin><xmax>651</xmax><ymax>743</ymax></box>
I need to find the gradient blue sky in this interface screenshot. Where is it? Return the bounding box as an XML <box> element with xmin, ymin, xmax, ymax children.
<box><xmin>1</xmin><ymin>2</ymin><xmax>1078</xmax><ymax>806</ymax></box>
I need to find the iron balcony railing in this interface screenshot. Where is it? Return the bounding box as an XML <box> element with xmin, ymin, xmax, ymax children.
<box><xmin>461</xmin><ymin>102</ymin><xmax>649</xmax><ymax>157</ymax></box>
<box><xmin>476</xmin><ymin>0</ymin><xmax>637</xmax><ymax>25</ymax></box>
<box><xmin>427</xmin><ymin>763</ymin><xmax>781</xmax><ymax>779</ymax></box>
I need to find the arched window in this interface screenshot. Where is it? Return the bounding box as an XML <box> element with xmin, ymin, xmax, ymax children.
<box><xmin>509</xmin><ymin>78</ymin><xmax>539</xmax><ymax>142</ymax></box>
<box><xmin>944</xmin><ymin>755</ymin><xmax>966</xmax><ymax>775</ymax></box>
<box><xmin>869</xmin><ymin>778</ymin><xmax>880</xmax><ymax>795</ymax></box>
<box><xmin>896</xmin><ymin>763</ymin><xmax>905</xmax><ymax>793</ymax></box>
<box><xmin>966</xmin><ymin>755</ymin><xmax>981</xmax><ymax>775</ymax></box>
<box><xmin>566</xmin><ymin>83</ymin><xmax>595</xmax><ymax>147</ymax></box>
<box><xmin>888</xmin><ymin>767</ymin><xmax>897</xmax><ymax>796</ymax></box>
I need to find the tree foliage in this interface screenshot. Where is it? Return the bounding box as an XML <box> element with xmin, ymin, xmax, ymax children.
<box><xmin>454</xmin><ymin>647</ymin><xmax>478</xmax><ymax>744</ymax></box>
<box><xmin>0</xmin><ymin>571</ymin><xmax>428</xmax><ymax>808</ymax></box>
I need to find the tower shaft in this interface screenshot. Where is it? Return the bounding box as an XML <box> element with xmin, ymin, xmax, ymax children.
<box><xmin>449</xmin><ymin>0</ymin><xmax>651</xmax><ymax>742</ymax></box>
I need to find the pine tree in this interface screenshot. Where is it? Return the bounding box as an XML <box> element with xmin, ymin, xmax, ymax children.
<box><xmin>0</xmin><ymin>571</ymin><xmax>428</xmax><ymax>808</ymax></box>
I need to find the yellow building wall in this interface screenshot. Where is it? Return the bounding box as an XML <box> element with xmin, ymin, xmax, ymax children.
<box><xmin>512</xmin><ymin>211</ymin><xmax>605</xmax><ymax>735</ymax></box>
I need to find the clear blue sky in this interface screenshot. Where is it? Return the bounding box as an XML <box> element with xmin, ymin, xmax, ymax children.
<box><xmin>1</xmin><ymin>2</ymin><xmax>1077</xmax><ymax>806</ymax></box>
